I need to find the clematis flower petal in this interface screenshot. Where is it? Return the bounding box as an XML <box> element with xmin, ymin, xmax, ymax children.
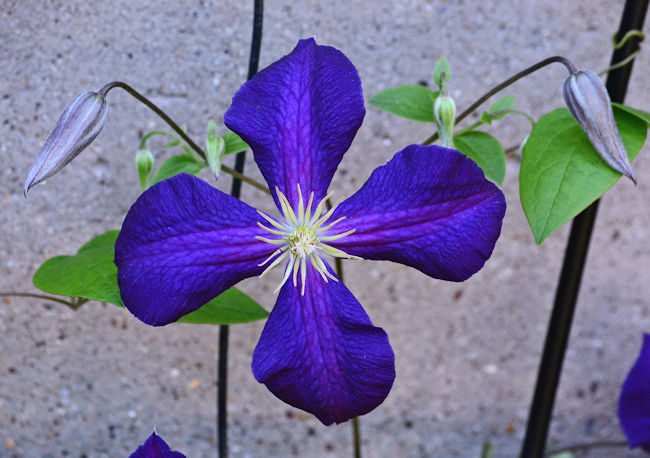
<box><xmin>115</xmin><ymin>174</ymin><xmax>274</xmax><ymax>326</ymax></box>
<box><xmin>618</xmin><ymin>333</ymin><xmax>650</xmax><ymax>451</ymax></box>
<box><xmin>329</xmin><ymin>145</ymin><xmax>506</xmax><ymax>281</ymax></box>
<box><xmin>130</xmin><ymin>431</ymin><xmax>185</xmax><ymax>458</ymax></box>
<box><xmin>252</xmin><ymin>266</ymin><xmax>395</xmax><ymax>425</ymax></box>
<box><xmin>224</xmin><ymin>38</ymin><xmax>365</xmax><ymax>208</ymax></box>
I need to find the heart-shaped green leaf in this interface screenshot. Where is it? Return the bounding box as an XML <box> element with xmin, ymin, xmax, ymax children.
<box><xmin>149</xmin><ymin>153</ymin><xmax>204</xmax><ymax>187</ymax></box>
<box><xmin>520</xmin><ymin>106</ymin><xmax>647</xmax><ymax>244</ymax></box>
<box><xmin>453</xmin><ymin>131</ymin><xmax>506</xmax><ymax>185</ymax></box>
<box><xmin>33</xmin><ymin>231</ymin><xmax>269</xmax><ymax>324</ymax></box>
<box><xmin>34</xmin><ymin>230</ymin><xmax>123</xmax><ymax>305</ymax></box>
<box><xmin>369</xmin><ymin>85</ymin><xmax>439</xmax><ymax>122</ymax></box>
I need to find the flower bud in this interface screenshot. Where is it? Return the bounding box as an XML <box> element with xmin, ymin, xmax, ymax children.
<box><xmin>205</xmin><ymin>120</ymin><xmax>225</xmax><ymax>180</ymax></box>
<box><xmin>563</xmin><ymin>70</ymin><xmax>637</xmax><ymax>183</ymax></box>
<box><xmin>135</xmin><ymin>149</ymin><xmax>155</xmax><ymax>191</ymax></box>
<box><xmin>434</xmin><ymin>95</ymin><xmax>456</xmax><ymax>149</ymax></box>
<box><xmin>24</xmin><ymin>91</ymin><xmax>110</xmax><ymax>195</ymax></box>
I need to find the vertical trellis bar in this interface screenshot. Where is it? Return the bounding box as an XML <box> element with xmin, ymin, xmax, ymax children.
<box><xmin>218</xmin><ymin>1</ymin><xmax>264</xmax><ymax>457</ymax></box>
<box><xmin>520</xmin><ymin>1</ymin><xmax>648</xmax><ymax>456</ymax></box>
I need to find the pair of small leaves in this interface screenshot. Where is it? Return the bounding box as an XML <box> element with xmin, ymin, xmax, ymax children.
<box><xmin>369</xmin><ymin>85</ymin><xmax>508</xmax><ymax>184</ymax></box>
<box><xmin>143</xmin><ymin>130</ymin><xmax>250</xmax><ymax>189</ymax></box>
<box><xmin>32</xmin><ymin>231</ymin><xmax>269</xmax><ymax>325</ymax></box>
<box><xmin>521</xmin><ymin>104</ymin><xmax>647</xmax><ymax>245</ymax></box>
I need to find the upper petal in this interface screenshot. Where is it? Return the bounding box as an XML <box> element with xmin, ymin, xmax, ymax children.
<box><xmin>252</xmin><ymin>268</ymin><xmax>395</xmax><ymax>425</ymax></box>
<box><xmin>329</xmin><ymin>145</ymin><xmax>506</xmax><ymax>281</ymax></box>
<box><xmin>115</xmin><ymin>174</ymin><xmax>274</xmax><ymax>326</ymax></box>
<box><xmin>224</xmin><ymin>38</ymin><xmax>365</xmax><ymax>208</ymax></box>
<box><xmin>619</xmin><ymin>333</ymin><xmax>650</xmax><ymax>450</ymax></box>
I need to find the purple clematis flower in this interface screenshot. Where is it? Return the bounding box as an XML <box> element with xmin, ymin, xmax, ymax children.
<box><xmin>619</xmin><ymin>333</ymin><xmax>650</xmax><ymax>451</ymax></box>
<box><xmin>130</xmin><ymin>431</ymin><xmax>185</xmax><ymax>458</ymax></box>
<box><xmin>114</xmin><ymin>38</ymin><xmax>506</xmax><ymax>425</ymax></box>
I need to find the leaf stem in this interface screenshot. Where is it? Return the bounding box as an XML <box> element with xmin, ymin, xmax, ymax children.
<box><xmin>0</xmin><ymin>291</ymin><xmax>82</xmax><ymax>309</ymax></box>
<box><xmin>422</xmin><ymin>56</ymin><xmax>576</xmax><ymax>146</ymax></box>
<box><xmin>98</xmin><ymin>81</ymin><xmax>270</xmax><ymax>195</ymax></box>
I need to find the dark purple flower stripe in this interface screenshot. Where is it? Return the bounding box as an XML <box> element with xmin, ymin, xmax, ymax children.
<box><xmin>252</xmin><ymin>266</ymin><xmax>395</xmax><ymax>425</ymax></box>
<box><xmin>130</xmin><ymin>431</ymin><xmax>185</xmax><ymax>458</ymax></box>
<box><xmin>329</xmin><ymin>145</ymin><xmax>506</xmax><ymax>281</ymax></box>
<box><xmin>224</xmin><ymin>38</ymin><xmax>365</xmax><ymax>208</ymax></box>
<box><xmin>115</xmin><ymin>174</ymin><xmax>274</xmax><ymax>326</ymax></box>
<box><xmin>619</xmin><ymin>333</ymin><xmax>650</xmax><ymax>451</ymax></box>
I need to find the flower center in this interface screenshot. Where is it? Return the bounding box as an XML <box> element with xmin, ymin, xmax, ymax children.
<box><xmin>255</xmin><ymin>184</ymin><xmax>360</xmax><ymax>295</ymax></box>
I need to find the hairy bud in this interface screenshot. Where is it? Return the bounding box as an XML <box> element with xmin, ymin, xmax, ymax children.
<box><xmin>434</xmin><ymin>95</ymin><xmax>456</xmax><ymax>149</ymax></box>
<box><xmin>24</xmin><ymin>91</ymin><xmax>110</xmax><ymax>195</ymax></box>
<box><xmin>135</xmin><ymin>149</ymin><xmax>155</xmax><ymax>191</ymax></box>
<box><xmin>563</xmin><ymin>70</ymin><xmax>637</xmax><ymax>183</ymax></box>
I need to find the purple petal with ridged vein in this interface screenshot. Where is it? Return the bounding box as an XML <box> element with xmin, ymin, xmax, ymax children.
<box><xmin>224</xmin><ymin>38</ymin><xmax>365</xmax><ymax>208</ymax></box>
<box><xmin>252</xmin><ymin>267</ymin><xmax>395</xmax><ymax>425</ymax></box>
<box><xmin>115</xmin><ymin>174</ymin><xmax>274</xmax><ymax>326</ymax></box>
<box><xmin>619</xmin><ymin>333</ymin><xmax>650</xmax><ymax>451</ymax></box>
<box><xmin>330</xmin><ymin>145</ymin><xmax>506</xmax><ymax>281</ymax></box>
<box><xmin>130</xmin><ymin>431</ymin><xmax>185</xmax><ymax>458</ymax></box>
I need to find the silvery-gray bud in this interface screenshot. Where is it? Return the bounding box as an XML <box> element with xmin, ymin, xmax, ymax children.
<box><xmin>563</xmin><ymin>70</ymin><xmax>637</xmax><ymax>183</ymax></box>
<box><xmin>24</xmin><ymin>91</ymin><xmax>110</xmax><ymax>195</ymax></box>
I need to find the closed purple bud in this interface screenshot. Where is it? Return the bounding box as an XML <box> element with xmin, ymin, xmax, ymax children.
<box><xmin>24</xmin><ymin>90</ymin><xmax>110</xmax><ymax>195</ymax></box>
<box><xmin>563</xmin><ymin>70</ymin><xmax>637</xmax><ymax>184</ymax></box>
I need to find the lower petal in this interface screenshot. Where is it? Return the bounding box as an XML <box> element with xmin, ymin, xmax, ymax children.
<box><xmin>115</xmin><ymin>174</ymin><xmax>274</xmax><ymax>326</ymax></box>
<box><xmin>330</xmin><ymin>144</ymin><xmax>506</xmax><ymax>281</ymax></box>
<box><xmin>252</xmin><ymin>271</ymin><xmax>395</xmax><ymax>425</ymax></box>
<box><xmin>619</xmin><ymin>333</ymin><xmax>650</xmax><ymax>450</ymax></box>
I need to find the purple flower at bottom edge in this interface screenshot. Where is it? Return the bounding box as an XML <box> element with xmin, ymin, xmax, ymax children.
<box><xmin>130</xmin><ymin>431</ymin><xmax>185</xmax><ymax>458</ymax></box>
<box><xmin>114</xmin><ymin>38</ymin><xmax>506</xmax><ymax>425</ymax></box>
<box><xmin>619</xmin><ymin>333</ymin><xmax>650</xmax><ymax>452</ymax></box>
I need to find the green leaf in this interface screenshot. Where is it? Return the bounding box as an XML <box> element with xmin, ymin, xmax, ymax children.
<box><xmin>453</xmin><ymin>131</ymin><xmax>506</xmax><ymax>185</ymax></box>
<box><xmin>149</xmin><ymin>153</ymin><xmax>204</xmax><ymax>187</ymax></box>
<box><xmin>520</xmin><ymin>106</ymin><xmax>646</xmax><ymax>244</ymax></box>
<box><xmin>33</xmin><ymin>230</ymin><xmax>269</xmax><ymax>324</ymax></box>
<box><xmin>613</xmin><ymin>102</ymin><xmax>650</xmax><ymax>124</ymax></box>
<box><xmin>178</xmin><ymin>288</ymin><xmax>269</xmax><ymax>324</ymax></box>
<box><xmin>369</xmin><ymin>85</ymin><xmax>439</xmax><ymax>123</ymax></box>
<box><xmin>223</xmin><ymin>131</ymin><xmax>250</xmax><ymax>155</ymax></box>
<box><xmin>487</xmin><ymin>95</ymin><xmax>515</xmax><ymax>119</ymax></box>
<box><xmin>33</xmin><ymin>231</ymin><xmax>123</xmax><ymax>305</ymax></box>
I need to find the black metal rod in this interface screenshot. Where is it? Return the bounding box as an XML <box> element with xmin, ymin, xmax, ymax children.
<box><xmin>217</xmin><ymin>2</ymin><xmax>264</xmax><ymax>457</ymax></box>
<box><xmin>520</xmin><ymin>1</ymin><xmax>647</xmax><ymax>456</ymax></box>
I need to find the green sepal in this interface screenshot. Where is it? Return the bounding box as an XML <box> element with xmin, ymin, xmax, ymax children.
<box><xmin>520</xmin><ymin>106</ymin><xmax>646</xmax><ymax>245</ymax></box>
<box><xmin>433</xmin><ymin>56</ymin><xmax>451</xmax><ymax>91</ymax></box>
<box><xmin>33</xmin><ymin>231</ymin><xmax>269</xmax><ymax>324</ymax></box>
<box><xmin>369</xmin><ymin>85</ymin><xmax>439</xmax><ymax>123</ymax></box>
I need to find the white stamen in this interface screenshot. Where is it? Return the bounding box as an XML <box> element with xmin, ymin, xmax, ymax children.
<box><xmin>257</xmin><ymin>185</ymin><xmax>359</xmax><ymax>295</ymax></box>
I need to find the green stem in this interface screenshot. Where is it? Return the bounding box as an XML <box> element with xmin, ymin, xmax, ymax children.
<box><xmin>0</xmin><ymin>291</ymin><xmax>82</xmax><ymax>310</ymax></box>
<box><xmin>139</xmin><ymin>130</ymin><xmax>178</xmax><ymax>150</ymax></box>
<box><xmin>543</xmin><ymin>440</ymin><xmax>627</xmax><ymax>456</ymax></box>
<box><xmin>422</xmin><ymin>56</ymin><xmax>576</xmax><ymax>145</ymax></box>
<box><xmin>98</xmin><ymin>81</ymin><xmax>271</xmax><ymax>195</ymax></box>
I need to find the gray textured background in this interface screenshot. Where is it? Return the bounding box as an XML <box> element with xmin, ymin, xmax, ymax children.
<box><xmin>1</xmin><ymin>1</ymin><xmax>650</xmax><ymax>456</ymax></box>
